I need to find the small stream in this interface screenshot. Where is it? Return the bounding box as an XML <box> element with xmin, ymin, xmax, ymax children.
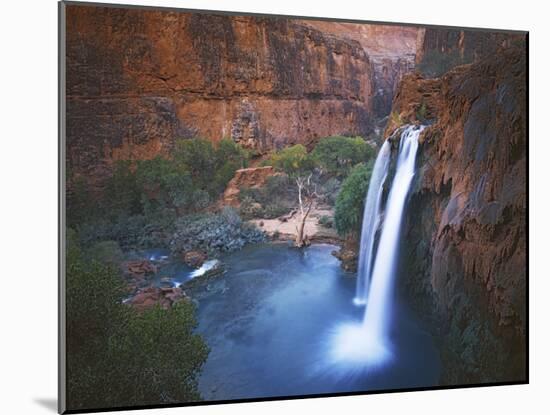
<box><xmin>146</xmin><ymin>243</ymin><xmax>440</xmax><ymax>401</ymax></box>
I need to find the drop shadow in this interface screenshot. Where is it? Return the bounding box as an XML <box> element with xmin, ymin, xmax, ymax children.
<box><xmin>34</xmin><ymin>398</ymin><xmax>57</xmax><ymax>413</ymax></box>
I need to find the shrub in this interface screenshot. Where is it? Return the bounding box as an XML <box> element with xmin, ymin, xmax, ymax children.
<box><xmin>390</xmin><ymin>111</ymin><xmax>403</xmax><ymax>128</ymax></box>
<box><xmin>269</xmin><ymin>145</ymin><xmax>317</xmax><ymax>178</ymax></box>
<box><xmin>174</xmin><ymin>138</ymin><xmax>248</xmax><ymax>197</ymax></box>
<box><xmin>319</xmin><ymin>215</ymin><xmax>334</xmax><ymax>228</ymax></box>
<box><xmin>86</xmin><ymin>240</ymin><xmax>124</xmax><ymax>265</ymax></box>
<box><xmin>416</xmin><ymin>101</ymin><xmax>428</xmax><ymax>122</ymax></box>
<box><xmin>66</xmin><ymin>240</ymin><xmax>208</xmax><ymax>409</ymax></box>
<box><xmin>334</xmin><ymin>162</ymin><xmax>373</xmax><ymax>237</ymax></box>
<box><xmin>77</xmin><ymin>213</ymin><xmax>174</xmax><ymax>250</ymax></box>
<box><xmin>67</xmin><ymin>176</ymin><xmax>96</xmax><ymax>228</ymax></box>
<box><xmin>319</xmin><ymin>177</ymin><xmax>341</xmax><ymax>206</ymax></box>
<box><xmin>103</xmin><ymin>160</ymin><xmax>141</xmax><ymax>219</ymax></box>
<box><xmin>312</xmin><ymin>136</ymin><xmax>374</xmax><ymax>177</ymax></box>
<box><xmin>136</xmin><ymin>157</ymin><xmax>199</xmax><ymax>216</ymax></box>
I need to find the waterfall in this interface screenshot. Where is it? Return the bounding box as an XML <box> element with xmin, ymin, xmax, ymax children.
<box><xmin>329</xmin><ymin>125</ymin><xmax>423</xmax><ymax>367</ymax></box>
<box><xmin>354</xmin><ymin>140</ymin><xmax>391</xmax><ymax>306</ymax></box>
<box><xmin>361</xmin><ymin>125</ymin><xmax>423</xmax><ymax>346</ymax></box>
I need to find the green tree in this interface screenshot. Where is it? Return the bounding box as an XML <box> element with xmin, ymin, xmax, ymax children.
<box><xmin>174</xmin><ymin>138</ymin><xmax>248</xmax><ymax>198</ymax></box>
<box><xmin>270</xmin><ymin>145</ymin><xmax>318</xmax><ymax>247</ymax></box>
<box><xmin>174</xmin><ymin>139</ymin><xmax>217</xmax><ymax>189</ymax></box>
<box><xmin>334</xmin><ymin>162</ymin><xmax>373</xmax><ymax>237</ymax></box>
<box><xmin>212</xmin><ymin>138</ymin><xmax>248</xmax><ymax>194</ymax></box>
<box><xmin>312</xmin><ymin>136</ymin><xmax>374</xmax><ymax>177</ymax></box>
<box><xmin>66</xmin><ymin>235</ymin><xmax>208</xmax><ymax>410</ymax></box>
<box><xmin>103</xmin><ymin>160</ymin><xmax>141</xmax><ymax>218</ymax></box>
<box><xmin>136</xmin><ymin>156</ymin><xmax>198</xmax><ymax>216</ymax></box>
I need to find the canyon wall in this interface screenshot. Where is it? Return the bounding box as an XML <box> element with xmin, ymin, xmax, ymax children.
<box><xmin>415</xmin><ymin>27</ymin><xmax>522</xmax><ymax>67</ymax></box>
<box><xmin>66</xmin><ymin>5</ymin><xmax>376</xmax><ymax>185</ymax></box>
<box><xmin>300</xmin><ymin>21</ymin><xmax>419</xmax><ymax>119</ymax></box>
<box><xmin>389</xmin><ymin>44</ymin><xmax>527</xmax><ymax>383</ymax></box>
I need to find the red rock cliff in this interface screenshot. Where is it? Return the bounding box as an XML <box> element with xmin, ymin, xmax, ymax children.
<box><xmin>388</xmin><ymin>43</ymin><xmax>527</xmax><ymax>383</ymax></box>
<box><xmin>66</xmin><ymin>5</ymin><xmax>376</xmax><ymax>184</ymax></box>
<box><xmin>300</xmin><ymin>21</ymin><xmax>419</xmax><ymax>119</ymax></box>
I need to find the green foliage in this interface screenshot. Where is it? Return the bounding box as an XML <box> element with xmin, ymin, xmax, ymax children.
<box><xmin>86</xmin><ymin>240</ymin><xmax>124</xmax><ymax>265</ymax></box>
<box><xmin>334</xmin><ymin>162</ymin><xmax>373</xmax><ymax>237</ymax></box>
<box><xmin>416</xmin><ymin>101</ymin><xmax>428</xmax><ymax>122</ymax></box>
<box><xmin>318</xmin><ymin>215</ymin><xmax>334</xmax><ymax>228</ymax></box>
<box><xmin>238</xmin><ymin>175</ymin><xmax>293</xmax><ymax>219</ymax></box>
<box><xmin>107</xmin><ymin>302</ymin><xmax>209</xmax><ymax>404</ymax></box>
<box><xmin>269</xmin><ymin>145</ymin><xmax>317</xmax><ymax>178</ymax></box>
<box><xmin>66</xmin><ymin>239</ymin><xmax>208</xmax><ymax>409</ymax></box>
<box><xmin>312</xmin><ymin>136</ymin><xmax>374</xmax><ymax>177</ymax></box>
<box><xmin>103</xmin><ymin>161</ymin><xmax>141</xmax><ymax>219</ymax></box>
<box><xmin>174</xmin><ymin>138</ymin><xmax>248</xmax><ymax>196</ymax></box>
<box><xmin>67</xmin><ymin>176</ymin><xmax>96</xmax><ymax>228</ymax></box>
<box><xmin>319</xmin><ymin>177</ymin><xmax>341</xmax><ymax>206</ymax></box>
<box><xmin>68</xmin><ymin>139</ymin><xmax>250</xmax><ymax>251</ymax></box>
<box><xmin>390</xmin><ymin>111</ymin><xmax>403</xmax><ymax>128</ymax></box>
<box><xmin>135</xmin><ymin>156</ymin><xmax>201</xmax><ymax>216</ymax></box>
<box><xmin>77</xmin><ymin>213</ymin><xmax>171</xmax><ymax>250</ymax></box>
<box><xmin>417</xmin><ymin>49</ymin><xmax>473</xmax><ymax>78</ymax></box>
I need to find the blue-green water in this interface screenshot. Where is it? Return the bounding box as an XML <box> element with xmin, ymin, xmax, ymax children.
<box><xmin>173</xmin><ymin>243</ymin><xmax>441</xmax><ymax>401</ymax></box>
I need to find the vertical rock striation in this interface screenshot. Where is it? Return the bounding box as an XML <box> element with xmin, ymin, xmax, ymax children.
<box><xmin>66</xmin><ymin>5</ymin><xmax>376</xmax><ymax>186</ymax></box>
<box><xmin>388</xmin><ymin>43</ymin><xmax>527</xmax><ymax>384</ymax></box>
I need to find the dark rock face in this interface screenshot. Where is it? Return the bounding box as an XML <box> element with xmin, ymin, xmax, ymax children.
<box><xmin>416</xmin><ymin>27</ymin><xmax>522</xmax><ymax>65</ymax></box>
<box><xmin>390</xmin><ymin>44</ymin><xmax>527</xmax><ymax>384</ymax></box>
<box><xmin>65</xmin><ymin>5</ymin><xmax>374</xmax><ymax>186</ymax></box>
<box><xmin>371</xmin><ymin>56</ymin><xmax>416</xmax><ymax>119</ymax></box>
<box><xmin>298</xmin><ymin>21</ymin><xmax>420</xmax><ymax>120</ymax></box>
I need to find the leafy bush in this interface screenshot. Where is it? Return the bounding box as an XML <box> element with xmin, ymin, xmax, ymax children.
<box><xmin>86</xmin><ymin>240</ymin><xmax>124</xmax><ymax>265</ymax></box>
<box><xmin>416</xmin><ymin>101</ymin><xmax>428</xmax><ymax>122</ymax></box>
<box><xmin>268</xmin><ymin>145</ymin><xmax>317</xmax><ymax>178</ymax></box>
<box><xmin>68</xmin><ymin>138</ymin><xmax>251</xmax><ymax>251</ymax></box>
<box><xmin>319</xmin><ymin>215</ymin><xmax>334</xmax><ymax>228</ymax></box>
<box><xmin>334</xmin><ymin>162</ymin><xmax>373</xmax><ymax>237</ymax></box>
<box><xmin>77</xmin><ymin>213</ymin><xmax>172</xmax><ymax>250</ymax></box>
<box><xmin>238</xmin><ymin>175</ymin><xmax>293</xmax><ymax>219</ymax></box>
<box><xmin>103</xmin><ymin>161</ymin><xmax>142</xmax><ymax>219</ymax></box>
<box><xmin>390</xmin><ymin>111</ymin><xmax>403</xmax><ymax>128</ymax></box>
<box><xmin>239</xmin><ymin>195</ymin><xmax>262</xmax><ymax>219</ymax></box>
<box><xmin>67</xmin><ymin>176</ymin><xmax>96</xmax><ymax>228</ymax></box>
<box><xmin>174</xmin><ymin>138</ymin><xmax>248</xmax><ymax>197</ymax></box>
<box><xmin>319</xmin><ymin>177</ymin><xmax>341</xmax><ymax>206</ymax></box>
<box><xmin>66</xmin><ymin>242</ymin><xmax>209</xmax><ymax>409</ymax></box>
<box><xmin>312</xmin><ymin>136</ymin><xmax>374</xmax><ymax>177</ymax></box>
<box><xmin>135</xmin><ymin>156</ymin><xmax>202</xmax><ymax>216</ymax></box>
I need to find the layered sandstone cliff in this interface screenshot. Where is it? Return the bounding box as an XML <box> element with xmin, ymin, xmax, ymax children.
<box><xmin>300</xmin><ymin>21</ymin><xmax>419</xmax><ymax>119</ymax></box>
<box><xmin>66</xmin><ymin>5</ymin><xmax>377</xmax><ymax>185</ymax></box>
<box><xmin>387</xmin><ymin>44</ymin><xmax>527</xmax><ymax>383</ymax></box>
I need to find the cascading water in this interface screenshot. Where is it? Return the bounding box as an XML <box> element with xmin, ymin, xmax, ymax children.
<box><xmin>354</xmin><ymin>140</ymin><xmax>391</xmax><ymax>306</ymax></box>
<box><xmin>329</xmin><ymin>125</ymin><xmax>424</xmax><ymax>367</ymax></box>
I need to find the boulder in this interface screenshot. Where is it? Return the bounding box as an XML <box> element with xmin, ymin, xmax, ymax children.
<box><xmin>332</xmin><ymin>248</ymin><xmax>358</xmax><ymax>273</ymax></box>
<box><xmin>125</xmin><ymin>260</ymin><xmax>157</xmax><ymax>278</ymax></box>
<box><xmin>129</xmin><ymin>286</ymin><xmax>187</xmax><ymax>312</ymax></box>
<box><xmin>182</xmin><ymin>250</ymin><xmax>207</xmax><ymax>268</ymax></box>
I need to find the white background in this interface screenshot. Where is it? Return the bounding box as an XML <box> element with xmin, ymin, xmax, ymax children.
<box><xmin>0</xmin><ymin>0</ymin><xmax>545</xmax><ymax>413</ymax></box>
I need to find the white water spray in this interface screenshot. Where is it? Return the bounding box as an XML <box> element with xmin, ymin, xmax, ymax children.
<box><xmin>354</xmin><ymin>140</ymin><xmax>391</xmax><ymax>306</ymax></box>
<box><xmin>330</xmin><ymin>125</ymin><xmax>423</xmax><ymax>367</ymax></box>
